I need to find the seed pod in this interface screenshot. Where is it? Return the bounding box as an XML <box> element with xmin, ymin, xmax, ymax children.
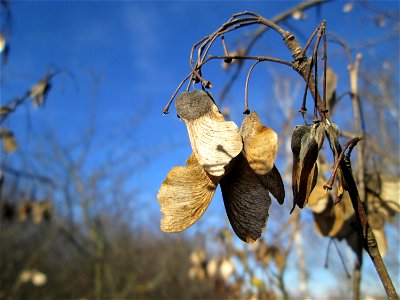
<box><xmin>220</xmin><ymin>153</ymin><xmax>271</xmax><ymax>243</ymax></box>
<box><xmin>158</xmin><ymin>154</ymin><xmax>218</xmax><ymax>232</ymax></box>
<box><xmin>176</xmin><ymin>90</ymin><xmax>242</xmax><ymax>177</ymax></box>
<box><xmin>291</xmin><ymin>123</ymin><xmax>325</xmax><ymax>211</ymax></box>
<box><xmin>257</xmin><ymin>165</ymin><xmax>285</xmax><ymax>205</ymax></box>
<box><xmin>241</xmin><ymin>112</ymin><xmax>278</xmax><ymax>175</ymax></box>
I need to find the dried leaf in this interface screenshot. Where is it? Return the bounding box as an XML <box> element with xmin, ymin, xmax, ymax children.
<box><xmin>29</xmin><ymin>78</ymin><xmax>51</xmax><ymax>108</ymax></box>
<box><xmin>176</xmin><ymin>90</ymin><xmax>242</xmax><ymax>177</ymax></box>
<box><xmin>291</xmin><ymin>125</ymin><xmax>311</xmax><ymax>209</ymax></box>
<box><xmin>241</xmin><ymin>112</ymin><xmax>278</xmax><ymax>175</ymax></box>
<box><xmin>291</xmin><ymin>123</ymin><xmax>325</xmax><ymax>211</ymax></box>
<box><xmin>220</xmin><ymin>153</ymin><xmax>271</xmax><ymax>243</ymax></box>
<box><xmin>1</xmin><ymin>129</ymin><xmax>18</xmax><ymax>153</ymax></box>
<box><xmin>157</xmin><ymin>153</ymin><xmax>218</xmax><ymax>232</ymax></box>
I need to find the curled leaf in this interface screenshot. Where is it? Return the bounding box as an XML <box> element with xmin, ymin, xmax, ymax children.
<box><xmin>220</xmin><ymin>153</ymin><xmax>271</xmax><ymax>243</ymax></box>
<box><xmin>176</xmin><ymin>90</ymin><xmax>242</xmax><ymax>177</ymax></box>
<box><xmin>1</xmin><ymin>128</ymin><xmax>18</xmax><ymax>153</ymax></box>
<box><xmin>241</xmin><ymin>112</ymin><xmax>278</xmax><ymax>175</ymax></box>
<box><xmin>291</xmin><ymin>123</ymin><xmax>325</xmax><ymax>211</ymax></box>
<box><xmin>157</xmin><ymin>153</ymin><xmax>218</xmax><ymax>232</ymax></box>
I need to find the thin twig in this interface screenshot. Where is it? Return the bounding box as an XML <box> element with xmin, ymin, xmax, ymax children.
<box><xmin>244</xmin><ymin>60</ymin><xmax>261</xmax><ymax>114</ymax></box>
<box><xmin>324</xmin><ymin>137</ymin><xmax>363</xmax><ymax>191</ymax></box>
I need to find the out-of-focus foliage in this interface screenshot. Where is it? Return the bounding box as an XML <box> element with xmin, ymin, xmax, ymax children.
<box><xmin>0</xmin><ymin>0</ymin><xmax>399</xmax><ymax>299</ymax></box>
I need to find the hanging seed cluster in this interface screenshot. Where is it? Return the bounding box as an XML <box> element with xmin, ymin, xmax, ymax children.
<box><xmin>290</xmin><ymin>122</ymin><xmax>345</xmax><ymax>212</ymax></box>
<box><xmin>157</xmin><ymin>90</ymin><xmax>284</xmax><ymax>243</ymax></box>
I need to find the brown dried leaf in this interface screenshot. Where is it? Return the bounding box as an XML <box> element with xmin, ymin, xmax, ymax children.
<box><xmin>291</xmin><ymin>123</ymin><xmax>325</xmax><ymax>211</ymax></box>
<box><xmin>241</xmin><ymin>112</ymin><xmax>278</xmax><ymax>175</ymax></box>
<box><xmin>1</xmin><ymin>129</ymin><xmax>18</xmax><ymax>153</ymax></box>
<box><xmin>157</xmin><ymin>153</ymin><xmax>218</xmax><ymax>232</ymax></box>
<box><xmin>220</xmin><ymin>153</ymin><xmax>271</xmax><ymax>243</ymax></box>
<box><xmin>176</xmin><ymin>90</ymin><xmax>242</xmax><ymax>177</ymax></box>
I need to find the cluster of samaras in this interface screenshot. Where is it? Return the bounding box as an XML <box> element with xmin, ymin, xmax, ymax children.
<box><xmin>157</xmin><ymin>90</ymin><xmax>284</xmax><ymax>243</ymax></box>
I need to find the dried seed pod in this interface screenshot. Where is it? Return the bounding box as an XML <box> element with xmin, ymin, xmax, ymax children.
<box><xmin>241</xmin><ymin>112</ymin><xmax>278</xmax><ymax>175</ymax></box>
<box><xmin>158</xmin><ymin>154</ymin><xmax>218</xmax><ymax>232</ymax></box>
<box><xmin>257</xmin><ymin>165</ymin><xmax>285</xmax><ymax>205</ymax></box>
<box><xmin>312</xmin><ymin>191</ymin><xmax>355</xmax><ymax>238</ymax></box>
<box><xmin>291</xmin><ymin>123</ymin><xmax>325</xmax><ymax>211</ymax></box>
<box><xmin>176</xmin><ymin>90</ymin><xmax>242</xmax><ymax>177</ymax></box>
<box><xmin>220</xmin><ymin>153</ymin><xmax>271</xmax><ymax>243</ymax></box>
<box><xmin>313</xmin><ymin>195</ymin><xmax>346</xmax><ymax>237</ymax></box>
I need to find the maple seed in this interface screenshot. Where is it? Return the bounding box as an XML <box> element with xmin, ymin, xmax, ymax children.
<box><xmin>241</xmin><ymin>112</ymin><xmax>278</xmax><ymax>175</ymax></box>
<box><xmin>291</xmin><ymin>123</ymin><xmax>325</xmax><ymax>212</ymax></box>
<box><xmin>157</xmin><ymin>153</ymin><xmax>218</xmax><ymax>232</ymax></box>
<box><xmin>175</xmin><ymin>90</ymin><xmax>242</xmax><ymax>177</ymax></box>
<box><xmin>220</xmin><ymin>153</ymin><xmax>271</xmax><ymax>243</ymax></box>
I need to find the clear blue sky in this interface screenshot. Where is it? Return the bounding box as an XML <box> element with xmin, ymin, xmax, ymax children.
<box><xmin>2</xmin><ymin>0</ymin><xmax>399</xmax><ymax>297</ymax></box>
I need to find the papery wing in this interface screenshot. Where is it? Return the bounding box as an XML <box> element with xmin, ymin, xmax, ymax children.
<box><xmin>241</xmin><ymin>112</ymin><xmax>278</xmax><ymax>175</ymax></box>
<box><xmin>158</xmin><ymin>154</ymin><xmax>218</xmax><ymax>232</ymax></box>
<box><xmin>220</xmin><ymin>153</ymin><xmax>271</xmax><ymax>243</ymax></box>
<box><xmin>176</xmin><ymin>91</ymin><xmax>242</xmax><ymax>177</ymax></box>
<box><xmin>258</xmin><ymin>165</ymin><xmax>285</xmax><ymax>205</ymax></box>
<box><xmin>187</xmin><ymin>111</ymin><xmax>242</xmax><ymax>177</ymax></box>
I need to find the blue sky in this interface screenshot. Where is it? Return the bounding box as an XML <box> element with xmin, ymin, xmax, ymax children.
<box><xmin>1</xmin><ymin>0</ymin><xmax>399</xmax><ymax>297</ymax></box>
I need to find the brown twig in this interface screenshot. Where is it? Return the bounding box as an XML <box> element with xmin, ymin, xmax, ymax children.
<box><xmin>340</xmin><ymin>156</ymin><xmax>398</xmax><ymax>299</ymax></box>
<box><xmin>324</xmin><ymin>137</ymin><xmax>362</xmax><ymax>191</ymax></box>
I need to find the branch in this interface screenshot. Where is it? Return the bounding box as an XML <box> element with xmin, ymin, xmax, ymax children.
<box><xmin>219</xmin><ymin>0</ymin><xmax>328</xmax><ymax>102</ymax></box>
